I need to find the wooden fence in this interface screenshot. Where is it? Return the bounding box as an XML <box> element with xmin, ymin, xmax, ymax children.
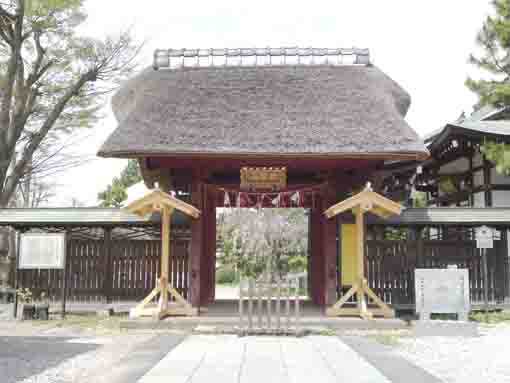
<box><xmin>239</xmin><ymin>276</ymin><xmax>302</xmax><ymax>334</ymax></box>
<box><xmin>17</xmin><ymin>237</ymin><xmax>190</xmax><ymax>303</ymax></box>
<box><xmin>364</xmin><ymin>238</ymin><xmax>510</xmax><ymax>306</ymax></box>
<box><xmin>16</xmin><ymin>228</ymin><xmax>510</xmax><ymax>308</ymax></box>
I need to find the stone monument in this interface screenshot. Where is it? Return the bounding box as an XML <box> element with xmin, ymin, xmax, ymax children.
<box><xmin>415</xmin><ymin>267</ymin><xmax>470</xmax><ymax>321</ymax></box>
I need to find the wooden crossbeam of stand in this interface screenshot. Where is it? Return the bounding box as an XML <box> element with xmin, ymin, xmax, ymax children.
<box><xmin>324</xmin><ymin>184</ymin><xmax>400</xmax><ymax>319</ymax></box>
<box><xmin>126</xmin><ymin>189</ymin><xmax>200</xmax><ymax>319</ymax></box>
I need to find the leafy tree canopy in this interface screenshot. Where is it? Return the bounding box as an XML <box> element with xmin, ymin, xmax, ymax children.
<box><xmin>98</xmin><ymin>159</ymin><xmax>141</xmax><ymax>207</ymax></box>
<box><xmin>466</xmin><ymin>2</ymin><xmax>510</xmax><ymax>175</ymax></box>
<box><xmin>466</xmin><ymin>0</ymin><xmax>510</xmax><ymax>107</ymax></box>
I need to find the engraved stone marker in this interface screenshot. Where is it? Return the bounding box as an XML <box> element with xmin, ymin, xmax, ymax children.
<box><xmin>415</xmin><ymin>268</ymin><xmax>470</xmax><ymax>321</ymax></box>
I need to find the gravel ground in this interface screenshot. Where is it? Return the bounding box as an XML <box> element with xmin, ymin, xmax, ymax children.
<box><xmin>397</xmin><ymin>323</ymin><xmax>510</xmax><ymax>383</ymax></box>
<box><xmin>14</xmin><ymin>333</ymin><xmax>161</xmax><ymax>383</ymax></box>
<box><xmin>0</xmin><ymin>310</ymin><xmax>186</xmax><ymax>383</ymax></box>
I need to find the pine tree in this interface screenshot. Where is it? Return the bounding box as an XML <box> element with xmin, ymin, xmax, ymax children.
<box><xmin>466</xmin><ymin>0</ymin><xmax>510</xmax><ymax>107</ymax></box>
<box><xmin>98</xmin><ymin>159</ymin><xmax>142</xmax><ymax>207</ymax></box>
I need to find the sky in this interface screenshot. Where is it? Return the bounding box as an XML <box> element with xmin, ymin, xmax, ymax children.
<box><xmin>50</xmin><ymin>0</ymin><xmax>492</xmax><ymax>206</ymax></box>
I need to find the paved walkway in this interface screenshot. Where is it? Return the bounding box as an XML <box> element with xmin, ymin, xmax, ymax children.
<box><xmin>138</xmin><ymin>335</ymin><xmax>418</xmax><ymax>383</ymax></box>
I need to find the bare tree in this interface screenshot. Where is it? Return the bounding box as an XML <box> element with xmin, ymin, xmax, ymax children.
<box><xmin>0</xmin><ymin>0</ymin><xmax>142</xmax><ymax>208</ymax></box>
<box><xmin>0</xmin><ymin>1</ymin><xmax>141</xmax><ymax>285</ymax></box>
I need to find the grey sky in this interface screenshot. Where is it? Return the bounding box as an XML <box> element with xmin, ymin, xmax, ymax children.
<box><xmin>51</xmin><ymin>0</ymin><xmax>491</xmax><ymax>206</ymax></box>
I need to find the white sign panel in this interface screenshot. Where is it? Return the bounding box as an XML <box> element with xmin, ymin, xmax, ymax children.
<box><xmin>476</xmin><ymin>225</ymin><xmax>494</xmax><ymax>249</ymax></box>
<box><xmin>19</xmin><ymin>233</ymin><xmax>66</xmax><ymax>269</ymax></box>
<box><xmin>415</xmin><ymin>268</ymin><xmax>470</xmax><ymax>321</ymax></box>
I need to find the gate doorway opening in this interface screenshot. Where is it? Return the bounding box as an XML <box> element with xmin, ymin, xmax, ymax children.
<box><xmin>213</xmin><ymin>208</ymin><xmax>310</xmax><ymax>314</ymax></box>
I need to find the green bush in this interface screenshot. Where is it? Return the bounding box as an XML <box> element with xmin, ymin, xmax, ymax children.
<box><xmin>216</xmin><ymin>267</ymin><xmax>237</xmax><ymax>284</ymax></box>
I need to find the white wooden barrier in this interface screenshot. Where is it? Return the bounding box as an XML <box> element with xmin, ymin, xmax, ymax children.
<box><xmin>239</xmin><ymin>275</ymin><xmax>302</xmax><ymax>335</ymax></box>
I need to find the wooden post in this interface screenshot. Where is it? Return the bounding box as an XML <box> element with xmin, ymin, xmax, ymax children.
<box><xmin>61</xmin><ymin>231</ymin><xmax>69</xmax><ymax>319</ymax></box>
<box><xmin>12</xmin><ymin>230</ymin><xmax>21</xmax><ymax>319</ymax></box>
<box><xmin>482</xmin><ymin>247</ymin><xmax>489</xmax><ymax>320</ymax></box>
<box><xmin>310</xmin><ymin>195</ymin><xmax>325</xmax><ymax>306</ymax></box>
<box><xmin>161</xmin><ymin>207</ymin><xmax>171</xmax><ymax>281</ymax></box>
<box><xmin>355</xmin><ymin>208</ymin><xmax>368</xmax><ymax>317</ymax></box>
<box><xmin>190</xmin><ymin>176</ymin><xmax>204</xmax><ymax>308</ymax></box>
<box><xmin>494</xmin><ymin>228</ymin><xmax>507</xmax><ymax>302</ymax></box>
<box><xmin>209</xmin><ymin>189</ymin><xmax>217</xmax><ymax>303</ymax></box>
<box><xmin>356</xmin><ymin>208</ymin><xmax>365</xmax><ymax>281</ymax></box>
<box><xmin>239</xmin><ymin>279</ymin><xmax>243</xmax><ymax>328</ymax></box>
<box><xmin>504</xmin><ymin>229</ymin><xmax>510</xmax><ymax>301</ymax></box>
<box><xmin>323</xmin><ymin>213</ymin><xmax>338</xmax><ymax>306</ymax></box>
<box><xmin>468</xmin><ymin>152</ymin><xmax>474</xmax><ymax>206</ymax></box>
<box><xmin>159</xmin><ymin>206</ymin><xmax>171</xmax><ymax>310</ymax></box>
<box><xmin>416</xmin><ymin>227</ymin><xmax>424</xmax><ymax>269</ymax></box>
<box><xmin>483</xmin><ymin>159</ymin><xmax>492</xmax><ymax>207</ymax></box>
<box><xmin>200</xmin><ymin>186</ymin><xmax>216</xmax><ymax>305</ymax></box>
<box><xmin>102</xmin><ymin>227</ymin><xmax>112</xmax><ymax>303</ymax></box>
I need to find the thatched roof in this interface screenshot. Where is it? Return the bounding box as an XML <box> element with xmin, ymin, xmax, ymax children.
<box><xmin>98</xmin><ymin>64</ymin><xmax>428</xmax><ymax>160</ymax></box>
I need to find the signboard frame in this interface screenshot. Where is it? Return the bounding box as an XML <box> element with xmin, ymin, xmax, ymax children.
<box><xmin>475</xmin><ymin>225</ymin><xmax>494</xmax><ymax>249</ymax></box>
<box><xmin>19</xmin><ymin>233</ymin><xmax>66</xmax><ymax>270</ymax></box>
<box><xmin>240</xmin><ymin>167</ymin><xmax>287</xmax><ymax>191</ymax></box>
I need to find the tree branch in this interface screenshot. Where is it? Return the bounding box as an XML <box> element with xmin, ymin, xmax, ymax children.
<box><xmin>1</xmin><ymin>70</ymin><xmax>95</xmax><ymax>205</ymax></box>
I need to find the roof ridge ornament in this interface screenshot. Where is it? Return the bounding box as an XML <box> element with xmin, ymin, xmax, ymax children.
<box><xmin>153</xmin><ymin>46</ymin><xmax>370</xmax><ymax>70</ymax></box>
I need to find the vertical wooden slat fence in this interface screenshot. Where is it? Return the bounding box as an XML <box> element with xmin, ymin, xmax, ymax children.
<box><xmin>17</xmin><ymin>235</ymin><xmax>190</xmax><ymax>303</ymax></box>
<box><xmin>239</xmin><ymin>276</ymin><xmax>302</xmax><ymax>334</ymax></box>
<box><xmin>364</xmin><ymin>236</ymin><xmax>509</xmax><ymax>307</ymax></box>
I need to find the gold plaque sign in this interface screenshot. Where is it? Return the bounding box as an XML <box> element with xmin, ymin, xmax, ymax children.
<box><xmin>240</xmin><ymin>167</ymin><xmax>287</xmax><ymax>190</ymax></box>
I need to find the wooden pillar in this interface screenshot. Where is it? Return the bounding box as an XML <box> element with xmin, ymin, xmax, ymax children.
<box><xmin>415</xmin><ymin>226</ymin><xmax>424</xmax><ymax>269</ymax></box>
<box><xmin>505</xmin><ymin>228</ymin><xmax>510</xmax><ymax>301</ymax></box>
<box><xmin>190</xmin><ymin>174</ymin><xmax>205</xmax><ymax>308</ymax></box>
<box><xmin>354</xmin><ymin>208</ymin><xmax>368</xmax><ymax>313</ymax></box>
<box><xmin>102</xmin><ymin>227</ymin><xmax>113</xmax><ymax>303</ymax></box>
<box><xmin>496</xmin><ymin>228</ymin><xmax>508</xmax><ymax>301</ymax></box>
<box><xmin>160</xmin><ymin>206</ymin><xmax>171</xmax><ymax>309</ymax></box>
<box><xmin>323</xmin><ymin>208</ymin><xmax>338</xmax><ymax>306</ymax></box>
<box><xmin>469</xmin><ymin>151</ymin><xmax>474</xmax><ymax>206</ymax></box>
<box><xmin>200</xmin><ymin>185</ymin><xmax>216</xmax><ymax>305</ymax></box>
<box><xmin>12</xmin><ymin>230</ymin><xmax>21</xmax><ymax>319</ymax></box>
<box><xmin>310</xmin><ymin>198</ymin><xmax>324</xmax><ymax>306</ymax></box>
<box><xmin>208</xmin><ymin>187</ymin><xmax>217</xmax><ymax>303</ymax></box>
<box><xmin>484</xmin><ymin>159</ymin><xmax>492</xmax><ymax>207</ymax></box>
<box><xmin>61</xmin><ymin>231</ymin><xmax>70</xmax><ymax>319</ymax></box>
<box><xmin>322</xmin><ymin>183</ymin><xmax>339</xmax><ymax>306</ymax></box>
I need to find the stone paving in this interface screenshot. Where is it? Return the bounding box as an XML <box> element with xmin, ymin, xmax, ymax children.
<box><xmin>138</xmin><ymin>335</ymin><xmax>394</xmax><ymax>383</ymax></box>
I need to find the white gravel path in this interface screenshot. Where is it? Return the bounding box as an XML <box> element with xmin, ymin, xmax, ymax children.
<box><xmin>17</xmin><ymin>333</ymin><xmax>154</xmax><ymax>383</ymax></box>
<box><xmin>397</xmin><ymin>323</ymin><xmax>510</xmax><ymax>383</ymax></box>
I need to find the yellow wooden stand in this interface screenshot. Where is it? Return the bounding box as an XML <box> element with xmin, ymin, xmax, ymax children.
<box><xmin>126</xmin><ymin>189</ymin><xmax>201</xmax><ymax>319</ymax></box>
<box><xmin>324</xmin><ymin>184</ymin><xmax>402</xmax><ymax>319</ymax></box>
